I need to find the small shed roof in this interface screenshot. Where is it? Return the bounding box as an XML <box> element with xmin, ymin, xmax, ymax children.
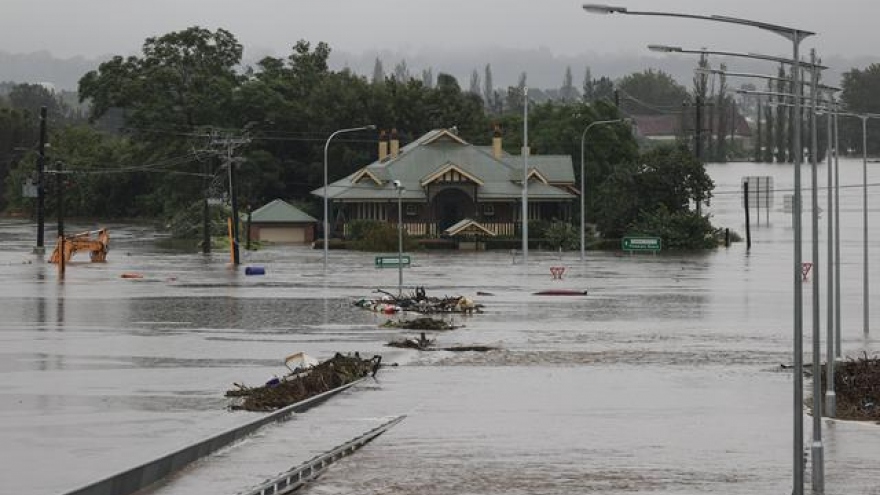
<box><xmin>250</xmin><ymin>199</ymin><xmax>317</xmax><ymax>223</ymax></box>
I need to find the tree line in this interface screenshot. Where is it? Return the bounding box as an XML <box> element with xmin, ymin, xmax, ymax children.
<box><xmin>5</xmin><ymin>26</ymin><xmax>876</xmax><ymax>247</ymax></box>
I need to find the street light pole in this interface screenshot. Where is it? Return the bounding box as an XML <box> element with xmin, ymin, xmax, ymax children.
<box><xmin>654</xmin><ymin>40</ymin><xmax>816</xmax><ymax>493</ymax></box>
<box><xmin>808</xmin><ymin>48</ymin><xmax>824</xmax><ymax>493</ymax></box>
<box><xmin>580</xmin><ymin>118</ymin><xmax>627</xmax><ymax>262</ymax></box>
<box><xmin>522</xmin><ymin>87</ymin><xmax>529</xmax><ymax>269</ymax></box>
<box><xmin>861</xmin><ymin>115</ymin><xmax>869</xmax><ymax>336</ymax></box>
<box><xmin>395</xmin><ymin>181</ymin><xmax>404</xmax><ymax>297</ymax></box>
<box><xmin>835</xmin><ymin>111</ymin><xmax>878</xmax><ymax>339</ymax></box>
<box><xmin>323</xmin><ymin>125</ymin><xmax>376</xmax><ymax>273</ymax></box>
<box><xmin>825</xmin><ymin>93</ymin><xmax>836</xmax><ymax>418</ymax></box>
<box><xmin>833</xmin><ymin>109</ymin><xmax>842</xmax><ymax>359</ymax></box>
<box><xmin>581</xmin><ymin>7</ymin><xmax>814</xmax><ymax>493</ymax></box>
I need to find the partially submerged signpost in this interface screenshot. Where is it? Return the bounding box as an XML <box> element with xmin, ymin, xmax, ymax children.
<box><xmin>622</xmin><ymin>236</ymin><xmax>662</xmax><ymax>254</ymax></box>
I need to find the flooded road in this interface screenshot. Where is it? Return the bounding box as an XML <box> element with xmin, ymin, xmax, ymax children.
<box><xmin>1</xmin><ymin>159</ymin><xmax>879</xmax><ymax>494</ymax></box>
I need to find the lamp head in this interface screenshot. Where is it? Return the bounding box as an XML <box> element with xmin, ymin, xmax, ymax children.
<box><xmin>366</xmin><ymin>124</ymin><xmax>377</xmax><ymax>130</ymax></box>
<box><xmin>392</xmin><ymin>179</ymin><xmax>402</xmax><ymax>189</ymax></box>
<box><xmin>582</xmin><ymin>4</ymin><xmax>628</xmax><ymax>14</ymax></box>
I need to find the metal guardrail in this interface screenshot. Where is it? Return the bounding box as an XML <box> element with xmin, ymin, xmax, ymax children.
<box><xmin>62</xmin><ymin>378</ymin><xmax>367</xmax><ymax>495</ymax></box>
<box><xmin>237</xmin><ymin>415</ymin><xmax>406</xmax><ymax>495</ymax></box>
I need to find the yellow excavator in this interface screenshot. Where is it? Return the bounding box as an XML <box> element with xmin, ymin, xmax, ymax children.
<box><xmin>49</xmin><ymin>228</ymin><xmax>110</xmax><ymax>264</ymax></box>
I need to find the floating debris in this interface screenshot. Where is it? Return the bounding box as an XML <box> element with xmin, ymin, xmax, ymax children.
<box><xmin>387</xmin><ymin>333</ymin><xmax>434</xmax><ymax>350</ymax></box>
<box><xmin>381</xmin><ymin>317</ymin><xmax>462</xmax><ymax>331</ymax></box>
<box><xmin>533</xmin><ymin>289</ymin><xmax>588</xmax><ymax>296</ymax></box>
<box><xmin>356</xmin><ymin>287</ymin><xmax>483</xmax><ymax>315</ymax></box>
<box><xmin>386</xmin><ymin>333</ymin><xmax>497</xmax><ymax>353</ymax></box>
<box><xmin>441</xmin><ymin>345</ymin><xmax>498</xmax><ymax>352</ymax></box>
<box><xmin>826</xmin><ymin>353</ymin><xmax>880</xmax><ymax>421</ymax></box>
<box><xmin>226</xmin><ymin>352</ymin><xmax>381</xmax><ymax>412</ymax></box>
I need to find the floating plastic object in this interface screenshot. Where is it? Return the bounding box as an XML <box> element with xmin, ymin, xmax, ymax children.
<box><xmin>245</xmin><ymin>266</ymin><xmax>265</xmax><ymax>276</ymax></box>
<box><xmin>284</xmin><ymin>352</ymin><xmax>319</xmax><ymax>372</ymax></box>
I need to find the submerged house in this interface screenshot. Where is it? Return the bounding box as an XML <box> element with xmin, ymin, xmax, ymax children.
<box><xmin>245</xmin><ymin>199</ymin><xmax>317</xmax><ymax>244</ymax></box>
<box><xmin>311</xmin><ymin>128</ymin><xmax>577</xmax><ymax>240</ymax></box>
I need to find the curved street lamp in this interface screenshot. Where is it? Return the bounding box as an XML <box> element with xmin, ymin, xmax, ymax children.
<box><xmin>323</xmin><ymin>125</ymin><xmax>376</xmax><ymax>273</ymax></box>
<box><xmin>580</xmin><ymin>118</ymin><xmax>629</xmax><ymax>262</ymax></box>
<box><xmin>582</xmin><ymin>5</ymin><xmax>817</xmax><ymax>494</ymax></box>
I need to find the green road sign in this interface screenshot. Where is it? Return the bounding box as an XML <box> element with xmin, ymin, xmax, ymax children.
<box><xmin>375</xmin><ymin>255</ymin><xmax>411</xmax><ymax>268</ymax></box>
<box><xmin>622</xmin><ymin>236</ymin><xmax>661</xmax><ymax>252</ymax></box>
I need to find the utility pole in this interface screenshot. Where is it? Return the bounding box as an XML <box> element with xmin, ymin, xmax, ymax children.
<box><xmin>212</xmin><ymin>133</ymin><xmax>250</xmax><ymax>266</ymax></box>
<box><xmin>202</xmin><ymin>159</ymin><xmax>211</xmax><ymax>255</ymax></box>
<box><xmin>56</xmin><ymin>160</ymin><xmax>65</xmax><ymax>279</ymax></box>
<box><xmin>35</xmin><ymin>106</ymin><xmax>47</xmax><ymax>254</ymax></box>
<box><xmin>694</xmin><ymin>94</ymin><xmax>703</xmax><ymax>216</ymax></box>
<box><xmin>56</xmin><ymin>160</ymin><xmax>64</xmax><ymax>238</ymax></box>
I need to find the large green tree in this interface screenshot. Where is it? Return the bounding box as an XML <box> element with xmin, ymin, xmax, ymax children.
<box><xmin>594</xmin><ymin>144</ymin><xmax>715</xmax><ymax>244</ymax></box>
<box><xmin>840</xmin><ymin>63</ymin><xmax>880</xmax><ymax>154</ymax></box>
<box><xmin>618</xmin><ymin>69</ymin><xmax>689</xmax><ymax>116</ymax></box>
<box><xmin>79</xmin><ymin>26</ymin><xmax>243</xmax><ymax>131</ymax></box>
<box><xmin>77</xmin><ymin>27</ymin><xmax>247</xmax><ymax>218</ymax></box>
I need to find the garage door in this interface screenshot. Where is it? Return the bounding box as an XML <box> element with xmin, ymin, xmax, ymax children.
<box><xmin>259</xmin><ymin>227</ymin><xmax>306</xmax><ymax>244</ymax></box>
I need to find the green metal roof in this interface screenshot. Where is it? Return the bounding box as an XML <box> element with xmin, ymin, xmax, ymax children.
<box><xmin>312</xmin><ymin>129</ymin><xmax>576</xmax><ymax>201</ymax></box>
<box><xmin>250</xmin><ymin>199</ymin><xmax>317</xmax><ymax>223</ymax></box>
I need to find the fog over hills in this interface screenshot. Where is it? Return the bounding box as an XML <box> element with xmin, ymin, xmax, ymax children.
<box><xmin>0</xmin><ymin>45</ymin><xmax>865</xmax><ymax>96</ymax></box>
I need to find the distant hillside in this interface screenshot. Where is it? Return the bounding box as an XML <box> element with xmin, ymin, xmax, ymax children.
<box><xmin>0</xmin><ymin>50</ymin><xmax>104</xmax><ymax>90</ymax></box>
<box><xmin>1</xmin><ymin>46</ymin><xmax>866</xmax><ymax>95</ymax></box>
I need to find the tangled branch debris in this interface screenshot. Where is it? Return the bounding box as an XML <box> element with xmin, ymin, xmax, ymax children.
<box><xmin>355</xmin><ymin>288</ymin><xmax>483</xmax><ymax>315</ymax></box>
<box><xmin>226</xmin><ymin>353</ymin><xmax>381</xmax><ymax>412</ymax></box>
<box><xmin>827</xmin><ymin>353</ymin><xmax>880</xmax><ymax>421</ymax></box>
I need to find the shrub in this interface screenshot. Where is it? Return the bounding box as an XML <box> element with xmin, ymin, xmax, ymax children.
<box><xmin>544</xmin><ymin>222</ymin><xmax>579</xmax><ymax>250</ymax></box>
<box><xmin>348</xmin><ymin>220</ymin><xmax>416</xmax><ymax>252</ymax></box>
<box><xmin>628</xmin><ymin>206</ymin><xmax>717</xmax><ymax>250</ymax></box>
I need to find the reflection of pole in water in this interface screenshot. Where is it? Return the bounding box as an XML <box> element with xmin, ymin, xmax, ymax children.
<box><xmin>743</xmin><ymin>181</ymin><xmax>751</xmax><ymax>250</ymax></box>
<box><xmin>755</xmin><ymin>179</ymin><xmax>760</xmax><ymax>227</ymax></box>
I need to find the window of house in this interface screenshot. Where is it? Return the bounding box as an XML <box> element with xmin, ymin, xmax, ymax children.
<box><xmin>483</xmin><ymin>204</ymin><xmax>495</xmax><ymax>216</ymax></box>
<box><xmin>405</xmin><ymin>204</ymin><xmax>418</xmax><ymax>216</ymax></box>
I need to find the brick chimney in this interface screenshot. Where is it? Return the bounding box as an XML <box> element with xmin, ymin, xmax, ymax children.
<box><xmin>492</xmin><ymin>124</ymin><xmax>503</xmax><ymax>159</ymax></box>
<box><xmin>389</xmin><ymin>128</ymin><xmax>400</xmax><ymax>158</ymax></box>
<box><xmin>378</xmin><ymin>129</ymin><xmax>388</xmax><ymax>161</ymax></box>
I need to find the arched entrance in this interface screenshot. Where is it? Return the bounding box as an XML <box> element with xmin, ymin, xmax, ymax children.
<box><xmin>433</xmin><ymin>188</ymin><xmax>475</xmax><ymax>233</ymax></box>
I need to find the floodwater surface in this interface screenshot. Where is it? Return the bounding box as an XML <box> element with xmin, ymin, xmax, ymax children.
<box><xmin>1</xmin><ymin>160</ymin><xmax>879</xmax><ymax>495</ymax></box>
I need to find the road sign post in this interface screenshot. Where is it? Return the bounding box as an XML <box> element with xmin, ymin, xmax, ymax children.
<box><xmin>622</xmin><ymin>236</ymin><xmax>661</xmax><ymax>253</ymax></box>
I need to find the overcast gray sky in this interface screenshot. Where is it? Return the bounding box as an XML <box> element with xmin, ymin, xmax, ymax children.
<box><xmin>0</xmin><ymin>0</ymin><xmax>875</xmax><ymax>61</ymax></box>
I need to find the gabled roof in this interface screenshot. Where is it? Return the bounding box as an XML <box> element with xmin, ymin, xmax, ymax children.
<box><xmin>422</xmin><ymin>128</ymin><xmax>468</xmax><ymax>146</ymax></box>
<box><xmin>351</xmin><ymin>168</ymin><xmax>384</xmax><ymax>186</ymax></box>
<box><xmin>443</xmin><ymin>218</ymin><xmax>497</xmax><ymax>237</ymax></box>
<box><xmin>526</xmin><ymin>168</ymin><xmax>550</xmax><ymax>184</ymax></box>
<box><xmin>250</xmin><ymin>199</ymin><xmax>317</xmax><ymax>223</ymax></box>
<box><xmin>420</xmin><ymin>162</ymin><xmax>485</xmax><ymax>187</ymax></box>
